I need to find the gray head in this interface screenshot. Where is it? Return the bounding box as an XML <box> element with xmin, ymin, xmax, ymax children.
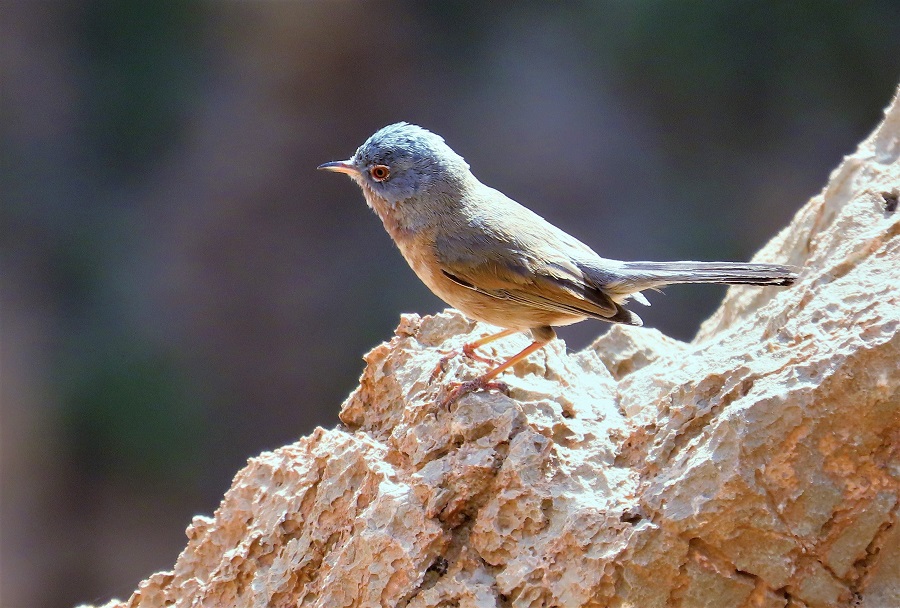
<box><xmin>318</xmin><ymin>122</ymin><xmax>471</xmax><ymax>206</ymax></box>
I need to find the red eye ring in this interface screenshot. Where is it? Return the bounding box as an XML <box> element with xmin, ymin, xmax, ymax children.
<box><xmin>370</xmin><ymin>165</ymin><xmax>390</xmax><ymax>182</ymax></box>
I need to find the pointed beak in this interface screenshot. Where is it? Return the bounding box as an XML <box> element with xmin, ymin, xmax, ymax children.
<box><xmin>317</xmin><ymin>159</ymin><xmax>360</xmax><ymax>176</ymax></box>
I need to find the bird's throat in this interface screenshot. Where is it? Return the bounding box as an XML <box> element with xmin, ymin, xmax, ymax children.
<box><xmin>362</xmin><ymin>188</ymin><xmax>417</xmax><ymax>243</ymax></box>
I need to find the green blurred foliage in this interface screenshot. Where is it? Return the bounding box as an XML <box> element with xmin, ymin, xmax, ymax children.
<box><xmin>60</xmin><ymin>347</ymin><xmax>203</xmax><ymax>484</ymax></box>
<box><xmin>595</xmin><ymin>1</ymin><xmax>900</xmax><ymax>142</ymax></box>
<box><xmin>76</xmin><ymin>0</ymin><xmax>204</xmax><ymax>178</ymax></box>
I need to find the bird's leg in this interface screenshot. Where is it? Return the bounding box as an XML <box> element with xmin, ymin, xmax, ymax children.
<box><xmin>430</xmin><ymin>327</ymin><xmax>519</xmax><ymax>382</ymax></box>
<box><xmin>462</xmin><ymin>328</ymin><xmax>519</xmax><ymax>363</ymax></box>
<box><xmin>475</xmin><ymin>338</ymin><xmax>547</xmax><ymax>380</ymax></box>
<box><xmin>441</xmin><ymin>327</ymin><xmax>554</xmax><ymax>409</ymax></box>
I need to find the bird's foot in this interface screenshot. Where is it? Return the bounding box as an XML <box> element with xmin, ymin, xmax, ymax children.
<box><xmin>440</xmin><ymin>377</ymin><xmax>510</xmax><ymax>410</ymax></box>
<box><xmin>430</xmin><ymin>343</ymin><xmax>499</xmax><ymax>384</ymax></box>
<box><xmin>430</xmin><ymin>354</ymin><xmax>451</xmax><ymax>384</ymax></box>
<box><xmin>462</xmin><ymin>342</ymin><xmax>499</xmax><ymax>365</ymax></box>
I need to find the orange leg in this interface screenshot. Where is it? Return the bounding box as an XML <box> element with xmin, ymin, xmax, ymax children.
<box><xmin>441</xmin><ymin>338</ymin><xmax>550</xmax><ymax>408</ymax></box>
<box><xmin>477</xmin><ymin>339</ymin><xmax>547</xmax><ymax>383</ymax></box>
<box><xmin>430</xmin><ymin>327</ymin><xmax>520</xmax><ymax>382</ymax></box>
<box><xmin>462</xmin><ymin>328</ymin><xmax>519</xmax><ymax>363</ymax></box>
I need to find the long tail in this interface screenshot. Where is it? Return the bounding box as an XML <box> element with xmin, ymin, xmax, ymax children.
<box><xmin>617</xmin><ymin>260</ymin><xmax>798</xmax><ymax>289</ymax></box>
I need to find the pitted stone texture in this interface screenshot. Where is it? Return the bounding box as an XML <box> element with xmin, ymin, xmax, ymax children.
<box><xmin>85</xmin><ymin>87</ymin><xmax>900</xmax><ymax>608</ymax></box>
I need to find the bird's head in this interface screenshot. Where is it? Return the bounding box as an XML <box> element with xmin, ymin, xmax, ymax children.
<box><xmin>318</xmin><ymin>122</ymin><xmax>471</xmax><ymax>208</ymax></box>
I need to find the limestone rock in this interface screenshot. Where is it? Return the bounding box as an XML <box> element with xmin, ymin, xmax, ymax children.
<box><xmin>85</xmin><ymin>87</ymin><xmax>900</xmax><ymax>608</ymax></box>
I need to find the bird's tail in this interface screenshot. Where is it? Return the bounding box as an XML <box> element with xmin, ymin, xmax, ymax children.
<box><xmin>616</xmin><ymin>260</ymin><xmax>798</xmax><ymax>290</ymax></box>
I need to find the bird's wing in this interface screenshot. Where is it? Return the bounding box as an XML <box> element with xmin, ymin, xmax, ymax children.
<box><xmin>434</xmin><ymin>234</ymin><xmax>629</xmax><ymax>322</ymax></box>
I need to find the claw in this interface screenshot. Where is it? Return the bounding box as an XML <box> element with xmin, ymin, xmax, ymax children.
<box><xmin>429</xmin><ymin>353</ymin><xmax>452</xmax><ymax>383</ymax></box>
<box><xmin>462</xmin><ymin>342</ymin><xmax>500</xmax><ymax>365</ymax></box>
<box><xmin>440</xmin><ymin>377</ymin><xmax>510</xmax><ymax>410</ymax></box>
<box><xmin>429</xmin><ymin>343</ymin><xmax>497</xmax><ymax>385</ymax></box>
<box><xmin>432</xmin><ymin>329</ymin><xmax>544</xmax><ymax>403</ymax></box>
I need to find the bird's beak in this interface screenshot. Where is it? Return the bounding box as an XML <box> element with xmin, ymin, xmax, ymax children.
<box><xmin>317</xmin><ymin>159</ymin><xmax>359</xmax><ymax>176</ymax></box>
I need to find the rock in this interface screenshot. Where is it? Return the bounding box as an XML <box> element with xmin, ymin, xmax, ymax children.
<box><xmin>82</xmin><ymin>86</ymin><xmax>900</xmax><ymax>608</ymax></box>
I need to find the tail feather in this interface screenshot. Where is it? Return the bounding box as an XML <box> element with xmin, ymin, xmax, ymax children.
<box><xmin>618</xmin><ymin>260</ymin><xmax>798</xmax><ymax>288</ymax></box>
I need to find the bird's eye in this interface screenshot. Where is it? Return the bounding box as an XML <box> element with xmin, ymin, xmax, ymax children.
<box><xmin>370</xmin><ymin>165</ymin><xmax>390</xmax><ymax>182</ymax></box>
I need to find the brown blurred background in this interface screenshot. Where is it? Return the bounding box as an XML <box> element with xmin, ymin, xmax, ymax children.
<box><xmin>1</xmin><ymin>2</ymin><xmax>898</xmax><ymax>606</ymax></box>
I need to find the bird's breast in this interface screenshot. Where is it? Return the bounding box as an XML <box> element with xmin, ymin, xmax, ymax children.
<box><xmin>363</xmin><ymin>190</ymin><xmax>445</xmax><ymax>289</ymax></box>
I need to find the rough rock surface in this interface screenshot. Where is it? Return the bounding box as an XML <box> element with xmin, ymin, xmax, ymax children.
<box><xmin>89</xmin><ymin>88</ymin><xmax>899</xmax><ymax>608</ymax></box>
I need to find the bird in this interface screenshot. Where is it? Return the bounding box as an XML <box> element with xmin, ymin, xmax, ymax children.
<box><xmin>319</xmin><ymin>122</ymin><xmax>798</xmax><ymax>403</ymax></box>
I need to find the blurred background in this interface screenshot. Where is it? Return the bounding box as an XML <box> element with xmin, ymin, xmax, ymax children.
<box><xmin>2</xmin><ymin>1</ymin><xmax>898</xmax><ymax>606</ymax></box>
